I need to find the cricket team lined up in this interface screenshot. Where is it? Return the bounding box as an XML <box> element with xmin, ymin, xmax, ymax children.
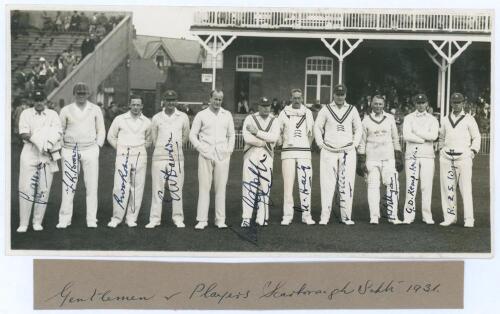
<box><xmin>16</xmin><ymin>81</ymin><xmax>482</xmax><ymax>233</ymax></box>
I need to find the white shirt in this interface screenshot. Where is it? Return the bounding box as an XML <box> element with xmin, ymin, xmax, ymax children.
<box><xmin>107</xmin><ymin>111</ymin><xmax>152</xmax><ymax>155</ymax></box>
<box><xmin>59</xmin><ymin>101</ymin><xmax>106</xmax><ymax>149</ymax></box>
<box><xmin>439</xmin><ymin>110</ymin><xmax>481</xmax><ymax>158</ymax></box>
<box><xmin>242</xmin><ymin>113</ymin><xmax>280</xmax><ymax>158</ymax></box>
<box><xmin>358</xmin><ymin>112</ymin><xmax>401</xmax><ymax>161</ymax></box>
<box><xmin>402</xmin><ymin>110</ymin><xmax>439</xmax><ymax>159</ymax></box>
<box><xmin>189</xmin><ymin>107</ymin><xmax>235</xmax><ymax>161</ymax></box>
<box><xmin>19</xmin><ymin>107</ymin><xmax>62</xmax><ymax>166</ymax></box>
<box><xmin>151</xmin><ymin>108</ymin><xmax>190</xmax><ymax>162</ymax></box>
<box><xmin>314</xmin><ymin>102</ymin><xmax>362</xmax><ymax>151</ymax></box>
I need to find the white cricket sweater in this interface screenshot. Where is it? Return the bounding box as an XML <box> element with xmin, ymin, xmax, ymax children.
<box><xmin>278</xmin><ymin>105</ymin><xmax>314</xmax><ymax>160</ymax></box>
<box><xmin>358</xmin><ymin>112</ymin><xmax>401</xmax><ymax>161</ymax></box>
<box><xmin>439</xmin><ymin>111</ymin><xmax>481</xmax><ymax>160</ymax></box>
<box><xmin>313</xmin><ymin>102</ymin><xmax>362</xmax><ymax>151</ymax></box>
<box><xmin>59</xmin><ymin>101</ymin><xmax>106</xmax><ymax>149</ymax></box>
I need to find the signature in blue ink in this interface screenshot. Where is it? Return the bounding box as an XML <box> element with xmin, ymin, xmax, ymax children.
<box><xmin>159</xmin><ymin>133</ymin><xmax>181</xmax><ymax>203</ymax></box>
<box><xmin>113</xmin><ymin>148</ymin><xmax>131</xmax><ymax>211</ymax></box>
<box><xmin>19</xmin><ymin>162</ymin><xmax>48</xmax><ymax>204</ymax></box>
<box><xmin>62</xmin><ymin>144</ymin><xmax>79</xmax><ymax>194</ymax></box>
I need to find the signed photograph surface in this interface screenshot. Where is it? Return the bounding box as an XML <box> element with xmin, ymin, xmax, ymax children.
<box><xmin>7</xmin><ymin>6</ymin><xmax>492</xmax><ymax>255</ymax></box>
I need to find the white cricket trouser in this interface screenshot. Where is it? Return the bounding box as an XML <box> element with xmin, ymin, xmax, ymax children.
<box><xmin>196</xmin><ymin>155</ymin><xmax>230</xmax><ymax>224</ymax></box>
<box><xmin>440</xmin><ymin>155</ymin><xmax>474</xmax><ymax>224</ymax></box>
<box><xmin>110</xmin><ymin>148</ymin><xmax>147</xmax><ymax>225</ymax></box>
<box><xmin>403</xmin><ymin>157</ymin><xmax>435</xmax><ymax>222</ymax></box>
<box><xmin>149</xmin><ymin>158</ymin><xmax>185</xmax><ymax>224</ymax></box>
<box><xmin>366</xmin><ymin>159</ymin><xmax>399</xmax><ymax>221</ymax></box>
<box><xmin>58</xmin><ymin>144</ymin><xmax>99</xmax><ymax>225</ymax></box>
<box><xmin>320</xmin><ymin>149</ymin><xmax>356</xmax><ymax>222</ymax></box>
<box><xmin>242</xmin><ymin>150</ymin><xmax>273</xmax><ymax>225</ymax></box>
<box><xmin>18</xmin><ymin>148</ymin><xmax>54</xmax><ymax>227</ymax></box>
<box><xmin>282</xmin><ymin>158</ymin><xmax>313</xmax><ymax>221</ymax></box>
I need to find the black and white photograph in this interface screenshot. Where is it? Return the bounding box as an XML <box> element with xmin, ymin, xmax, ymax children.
<box><xmin>6</xmin><ymin>5</ymin><xmax>492</xmax><ymax>256</ymax></box>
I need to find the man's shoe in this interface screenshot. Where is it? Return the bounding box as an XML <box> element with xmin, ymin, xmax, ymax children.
<box><xmin>440</xmin><ymin>220</ymin><xmax>454</xmax><ymax>227</ymax></box>
<box><xmin>33</xmin><ymin>224</ymin><xmax>43</xmax><ymax>231</ymax></box>
<box><xmin>257</xmin><ymin>220</ymin><xmax>268</xmax><ymax>226</ymax></box>
<box><xmin>389</xmin><ymin>218</ymin><xmax>403</xmax><ymax>225</ymax></box>
<box><xmin>216</xmin><ymin>222</ymin><xmax>228</xmax><ymax>229</ymax></box>
<box><xmin>402</xmin><ymin>219</ymin><xmax>413</xmax><ymax>224</ymax></box>
<box><xmin>423</xmin><ymin>220</ymin><xmax>435</xmax><ymax>225</ymax></box>
<box><xmin>87</xmin><ymin>222</ymin><xmax>98</xmax><ymax>228</ymax></box>
<box><xmin>56</xmin><ymin>222</ymin><xmax>68</xmax><ymax>229</ymax></box>
<box><xmin>370</xmin><ymin>217</ymin><xmax>379</xmax><ymax>225</ymax></box>
<box><xmin>302</xmin><ymin>216</ymin><xmax>316</xmax><ymax>225</ymax></box>
<box><xmin>464</xmin><ymin>221</ymin><xmax>474</xmax><ymax>228</ymax></box>
<box><xmin>126</xmin><ymin>221</ymin><xmax>137</xmax><ymax>228</ymax></box>
<box><xmin>145</xmin><ymin>222</ymin><xmax>160</xmax><ymax>229</ymax></box>
<box><xmin>107</xmin><ymin>220</ymin><xmax>119</xmax><ymax>228</ymax></box>
<box><xmin>343</xmin><ymin>220</ymin><xmax>355</xmax><ymax>225</ymax></box>
<box><xmin>281</xmin><ymin>219</ymin><xmax>291</xmax><ymax>226</ymax></box>
<box><xmin>195</xmin><ymin>221</ymin><xmax>208</xmax><ymax>230</ymax></box>
<box><xmin>319</xmin><ymin>219</ymin><xmax>328</xmax><ymax>225</ymax></box>
<box><xmin>241</xmin><ymin>219</ymin><xmax>251</xmax><ymax>228</ymax></box>
<box><xmin>174</xmin><ymin>221</ymin><xmax>185</xmax><ymax>228</ymax></box>
<box><xmin>17</xmin><ymin>225</ymin><xmax>28</xmax><ymax>233</ymax></box>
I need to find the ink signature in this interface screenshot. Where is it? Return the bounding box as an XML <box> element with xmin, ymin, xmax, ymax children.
<box><xmin>19</xmin><ymin>162</ymin><xmax>48</xmax><ymax>204</ymax></box>
<box><xmin>158</xmin><ymin>133</ymin><xmax>181</xmax><ymax>203</ymax></box>
<box><xmin>446</xmin><ymin>162</ymin><xmax>458</xmax><ymax>216</ymax></box>
<box><xmin>62</xmin><ymin>144</ymin><xmax>79</xmax><ymax>194</ymax></box>
<box><xmin>294</xmin><ymin>164</ymin><xmax>312</xmax><ymax>213</ymax></box>
<box><xmin>113</xmin><ymin>148</ymin><xmax>131</xmax><ymax>211</ymax></box>
<box><xmin>404</xmin><ymin>147</ymin><xmax>419</xmax><ymax>214</ymax></box>
<box><xmin>381</xmin><ymin>173</ymin><xmax>399</xmax><ymax>220</ymax></box>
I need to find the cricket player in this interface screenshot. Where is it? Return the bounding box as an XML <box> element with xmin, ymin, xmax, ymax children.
<box><xmin>357</xmin><ymin>95</ymin><xmax>404</xmax><ymax>224</ymax></box>
<box><xmin>241</xmin><ymin>97</ymin><xmax>280</xmax><ymax>227</ymax></box>
<box><xmin>107</xmin><ymin>95</ymin><xmax>152</xmax><ymax>228</ymax></box>
<box><xmin>57</xmin><ymin>82</ymin><xmax>105</xmax><ymax>228</ymax></box>
<box><xmin>17</xmin><ymin>90</ymin><xmax>62</xmax><ymax>232</ymax></box>
<box><xmin>146</xmin><ymin>90</ymin><xmax>190</xmax><ymax>229</ymax></box>
<box><xmin>402</xmin><ymin>93</ymin><xmax>439</xmax><ymax>224</ymax></box>
<box><xmin>439</xmin><ymin>92</ymin><xmax>481</xmax><ymax>228</ymax></box>
<box><xmin>190</xmin><ymin>90</ymin><xmax>235</xmax><ymax>230</ymax></box>
<box><xmin>314</xmin><ymin>84</ymin><xmax>362</xmax><ymax>225</ymax></box>
<box><xmin>278</xmin><ymin>88</ymin><xmax>315</xmax><ymax>225</ymax></box>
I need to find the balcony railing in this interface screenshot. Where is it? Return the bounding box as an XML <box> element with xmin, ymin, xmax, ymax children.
<box><xmin>193</xmin><ymin>9</ymin><xmax>492</xmax><ymax>33</ymax></box>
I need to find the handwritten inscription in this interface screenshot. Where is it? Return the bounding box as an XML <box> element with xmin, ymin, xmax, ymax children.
<box><xmin>404</xmin><ymin>147</ymin><xmax>419</xmax><ymax>214</ymax></box>
<box><xmin>381</xmin><ymin>173</ymin><xmax>399</xmax><ymax>221</ymax></box>
<box><xmin>19</xmin><ymin>162</ymin><xmax>48</xmax><ymax>204</ymax></box>
<box><xmin>45</xmin><ymin>279</ymin><xmax>442</xmax><ymax>308</ymax></box>
<box><xmin>62</xmin><ymin>144</ymin><xmax>79</xmax><ymax>194</ymax></box>
<box><xmin>158</xmin><ymin>133</ymin><xmax>181</xmax><ymax>203</ymax></box>
<box><xmin>242</xmin><ymin>154</ymin><xmax>273</xmax><ymax>211</ymax></box>
<box><xmin>295</xmin><ymin>164</ymin><xmax>312</xmax><ymax>213</ymax></box>
<box><xmin>113</xmin><ymin>148</ymin><xmax>131</xmax><ymax>210</ymax></box>
<box><xmin>446</xmin><ymin>161</ymin><xmax>458</xmax><ymax>216</ymax></box>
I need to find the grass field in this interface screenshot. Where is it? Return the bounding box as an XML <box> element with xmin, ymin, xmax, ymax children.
<box><xmin>9</xmin><ymin>143</ymin><xmax>491</xmax><ymax>253</ymax></box>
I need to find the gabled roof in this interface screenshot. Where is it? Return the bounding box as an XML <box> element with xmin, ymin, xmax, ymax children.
<box><xmin>132</xmin><ymin>34</ymin><xmax>202</xmax><ymax>64</ymax></box>
<box><xmin>130</xmin><ymin>59</ymin><xmax>165</xmax><ymax>90</ymax></box>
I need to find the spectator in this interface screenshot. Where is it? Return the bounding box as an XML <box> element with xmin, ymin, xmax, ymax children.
<box><xmin>44</xmin><ymin>72</ymin><xmax>60</xmax><ymax>96</ymax></box>
<box><xmin>97</xmin><ymin>12</ymin><xmax>108</xmax><ymax>28</ymax></box>
<box><xmin>80</xmin><ymin>33</ymin><xmax>96</xmax><ymax>60</ymax></box>
<box><xmin>89</xmin><ymin>12</ymin><xmax>98</xmax><ymax>34</ymax></box>
<box><xmin>271</xmin><ymin>98</ymin><xmax>281</xmax><ymax>115</ymax></box>
<box><xmin>36</xmin><ymin>57</ymin><xmax>50</xmax><ymax>85</ymax></box>
<box><xmin>64</xmin><ymin>14</ymin><xmax>71</xmax><ymax>32</ymax></box>
<box><xmin>62</xmin><ymin>48</ymin><xmax>76</xmax><ymax>77</ymax></box>
<box><xmin>236</xmin><ymin>91</ymin><xmax>249</xmax><ymax>113</ymax></box>
<box><xmin>70</xmin><ymin>11</ymin><xmax>81</xmax><ymax>32</ymax></box>
<box><xmin>475</xmin><ymin>101</ymin><xmax>490</xmax><ymax>133</ymax></box>
<box><xmin>54</xmin><ymin>55</ymin><xmax>66</xmax><ymax>82</ymax></box>
<box><xmin>79</xmin><ymin>12</ymin><xmax>89</xmax><ymax>32</ymax></box>
<box><xmin>95</xmin><ymin>23</ymin><xmax>106</xmax><ymax>41</ymax></box>
<box><xmin>55</xmin><ymin>11</ymin><xmax>63</xmax><ymax>32</ymax></box>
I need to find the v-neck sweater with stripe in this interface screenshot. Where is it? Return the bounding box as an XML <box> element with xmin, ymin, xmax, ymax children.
<box><xmin>358</xmin><ymin>112</ymin><xmax>401</xmax><ymax>161</ymax></box>
<box><xmin>438</xmin><ymin>111</ymin><xmax>481</xmax><ymax>158</ymax></box>
<box><xmin>313</xmin><ymin>102</ymin><xmax>362</xmax><ymax>150</ymax></box>
<box><xmin>59</xmin><ymin>101</ymin><xmax>106</xmax><ymax>149</ymax></box>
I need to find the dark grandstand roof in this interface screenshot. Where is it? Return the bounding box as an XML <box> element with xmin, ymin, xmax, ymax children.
<box><xmin>130</xmin><ymin>59</ymin><xmax>165</xmax><ymax>90</ymax></box>
<box><xmin>132</xmin><ymin>34</ymin><xmax>202</xmax><ymax>64</ymax></box>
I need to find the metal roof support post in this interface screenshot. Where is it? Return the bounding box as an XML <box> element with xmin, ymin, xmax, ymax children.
<box><xmin>195</xmin><ymin>34</ymin><xmax>237</xmax><ymax>90</ymax></box>
<box><xmin>321</xmin><ymin>37</ymin><xmax>363</xmax><ymax>84</ymax></box>
<box><xmin>426</xmin><ymin>49</ymin><xmax>448</xmax><ymax>119</ymax></box>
